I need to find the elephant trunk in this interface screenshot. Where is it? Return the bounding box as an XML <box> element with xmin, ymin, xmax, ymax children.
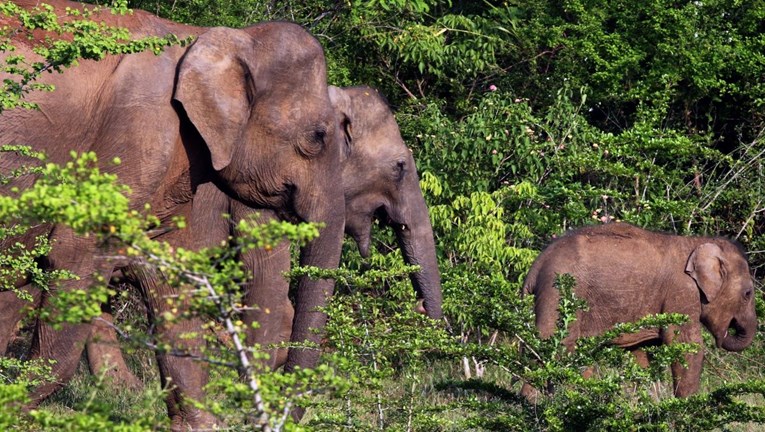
<box><xmin>393</xmin><ymin>193</ymin><xmax>443</xmax><ymax>320</ymax></box>
<box><xmin>720</xmin><ymin>314</ymin><xmax>756</xmax><ymax>352</ymax></box>
<box><xmin>284</xmin><ymin>188</ymin><xmax>345</xmax><ymax>373</ymax></box>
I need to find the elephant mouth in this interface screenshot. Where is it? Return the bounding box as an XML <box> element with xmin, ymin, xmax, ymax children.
<box><xmin>350</xmin><ymin>207</ymin><xmax>395</xmax><ymax>259</ymax></box>
<box><xmin>375</xmin><ymin>205</ymin><xmax>400</xmax><ymax>228</ymax></box>
<box><xmin>277</xmin><ymin>183</ymin><xmax>329</xmax><ymax>225</ymax></box>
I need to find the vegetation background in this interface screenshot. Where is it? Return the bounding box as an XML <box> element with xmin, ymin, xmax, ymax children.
<box><xmin>2</xmin><ymin>0</ymin><xmax>765</xmax><ymax>430</ymax></box>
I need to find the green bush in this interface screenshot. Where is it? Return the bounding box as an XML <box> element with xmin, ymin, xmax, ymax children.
<box><xmin>1</xmin><ymin>0</ymin><xmax>764</xmax><ymax>430</ymax></box>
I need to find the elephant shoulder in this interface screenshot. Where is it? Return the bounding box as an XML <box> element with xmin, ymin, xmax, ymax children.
<box><xmin>569</xmin><ymin>222</ymin><xmax>641</xmax><ymax>240</ymax></box>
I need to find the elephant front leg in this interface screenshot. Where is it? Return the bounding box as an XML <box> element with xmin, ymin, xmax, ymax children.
<box><xmin>233</xmin><ymin>204</ymin><xmax>294</xmax><ymax>371</ymax></box>
<box><xmin>240</xmin><ymin>239</ymin><xmax>293</xmax><ymax>371</ymax></box>
<box><xmin>664</xmin><ymin>323</ymin><xmax>704</xmax><ymax>397</ymax></box>
<box><xmin>156</xmin><ymin>316</ymin><xmax>217</xmax><ymax>432</ymax></box>
<box><xmin>285</xmin><ymin>278</ymin><xmax>335</xmax><ymax>373</ymax></box>
<box><xmin>128</xmin><ymin>263</ymin><xmax>219</xmax><ymax>431</ymax></box>
<box><xmin>671</xmin><ymin>349</ymin><xmax>704</xmax><ymax>397</ymax></box>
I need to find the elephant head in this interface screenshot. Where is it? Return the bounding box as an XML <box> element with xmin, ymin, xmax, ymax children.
<box><xmin>686</xmin><ymin>241</ymin><xmax>757</xmax><ymax>352</ymax></box>
<box><xmin>174</xmin><ymin>23</ymin><xmax>344</xmax><ymax>234</ymax></box>
<box><xmin>328</xmin><ymin>85</ymin><xmax>443</xmax><ymax>320</ymax></box>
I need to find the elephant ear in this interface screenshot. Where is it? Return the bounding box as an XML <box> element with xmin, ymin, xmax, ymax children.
<box><xmin>174</xmin><ymin>27</ymin><xmax>256</xmax><ymax>171</ymax></box>
<box><xmin>685</xmin><ymin>242</ymin><xmax>726</xmax><ymax>302</ymax></box>
<box><xmin>328</xmin><ymin>85</ymin><xmax>353</xmax><ymax>158</ymax></box>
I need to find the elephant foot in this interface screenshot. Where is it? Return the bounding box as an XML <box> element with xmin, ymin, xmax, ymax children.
<box><xmin>170</xmin><ymin>410</ymin><xmax>222</xmax><ymax>432</ymax></box>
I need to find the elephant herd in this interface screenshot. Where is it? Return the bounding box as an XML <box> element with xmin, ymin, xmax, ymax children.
<box><xmin>0</xmin><ymin>1</ymin><xmax>758</xmax><ymax>430</ymax></box>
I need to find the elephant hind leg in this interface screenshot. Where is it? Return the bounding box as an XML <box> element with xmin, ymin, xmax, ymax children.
<box><xmin>86</xmin><ymin>312</ymin><xmax>143</xmax><ymax>390</ymax></box>
<box><xmin>0</xmin><ymin>286</ymin><xmax>42</xmax><ymax>355</ymax></box>
<box><xmin>27</xmin><ymin>321</ymin><xmax>93</xmax><ymax>406</ymax></box>
<box><xmin>27</xmin><ymin>227</ymin><xmax>116</xmax><ymax>406</ymax></box>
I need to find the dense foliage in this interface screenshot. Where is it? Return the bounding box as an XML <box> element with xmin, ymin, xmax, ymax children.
<box><xmin>1</xmin><ymin>0</ymin><xmax>764</xmax><ymax>430</ymax></box>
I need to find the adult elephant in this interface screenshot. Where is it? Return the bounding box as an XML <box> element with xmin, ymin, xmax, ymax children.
<box><xmin>522</xmin><ymin>222</ymin><xmax>757</xmax><ymax>398</ymax></box>
<box><xmin>0</xmin><ymin>1</ymin><xmax>344</xmax><ymax>429</ymax></box>
<box><xmin>125</xmin><ymin>84</ymin><xmax>443</xmax><ymax>377</ymax></box>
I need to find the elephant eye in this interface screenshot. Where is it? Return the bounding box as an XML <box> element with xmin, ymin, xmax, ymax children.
<box><xmin>297</xmin><ymin>126</ymin><xmax>327</xmax><ymax>158</ymax></box>
<box><xmin>394</xmin><ymin>160</ymin><xmax>406</xmax><ymax>183</ymax></box>
<box><xmin>743</xmin><ymin>288</ymin><xmax>753</xmax><ymax>301</ymax></box>
<box><xmin>313</xmin><ymin>128</ymin><xmax>327</xmax><ymax>144</ymax></box>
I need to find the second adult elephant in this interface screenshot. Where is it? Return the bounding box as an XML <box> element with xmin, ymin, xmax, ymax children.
<box><xmin>522</xmin><ymin>222</ymin><xmax>756</xmax><ymax>398</ymax></box>
<box><xmin>241</xmin><ymin>85</ymin><xmax>443</xmax><ymax>371</ymax></box>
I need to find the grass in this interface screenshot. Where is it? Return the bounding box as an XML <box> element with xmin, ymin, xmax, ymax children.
<box><xmin>40</xmin><ymin>347</ymin><xmax>168</xmax><ymax>427</ymax></box>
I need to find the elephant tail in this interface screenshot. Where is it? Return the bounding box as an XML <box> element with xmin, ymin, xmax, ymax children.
<box><xmin>521</xmin><ymin>264</ymin><xmax>540</xmax><ymax>297</ymax></box>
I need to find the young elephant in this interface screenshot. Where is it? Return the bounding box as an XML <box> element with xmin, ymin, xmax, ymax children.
<box><xmin>523</xmin><ymin>222</ymin><xmax>757</xmax><ymax>397</ymax></box>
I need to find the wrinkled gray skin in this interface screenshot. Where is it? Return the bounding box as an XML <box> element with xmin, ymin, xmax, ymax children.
<box><xmin>1</xmin><ymin>85</ymin><xmax>443</xmax><ymax>420</ymax></box>
<box><xmin>0</xmin><ymin>1</ymin><xmax>344</xmax><ymax>429</ymax></box>
<box><xmin>522</xmin><ymin>223</ymin><xmax>757</xmax><ymax>398</ymax></box>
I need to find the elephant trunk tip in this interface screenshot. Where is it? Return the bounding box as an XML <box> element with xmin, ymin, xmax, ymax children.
<box><xmin>414</xmin><ymin>298</ymin><xmax>427</xmax><ymax>315</ymax></box>
<box><xmin>350</xmin><ymin>230</ymin><xmax>371</xmax><ymax>258</ymax></box>
<box><xmin>414</xmin><ymin>298</ymin><xmax>443</xmax><ymax>320</ymax></box>
<box><xmin>720</xmin><ymin>317</ymin><xmax>755</xmax><ymax>352</ymax></box>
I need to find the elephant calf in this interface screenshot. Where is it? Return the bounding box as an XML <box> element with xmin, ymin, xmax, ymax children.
<box><xmin>523</xmin><ymin>222</ymin><xmax>757</xmax><ymax>397</ymax></box>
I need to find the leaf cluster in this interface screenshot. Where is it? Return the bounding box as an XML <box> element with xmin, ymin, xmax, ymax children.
<box><xmin>0</xmin><ymin>0</ymin><xmax>183</xmax><ymax>112</ymax></box>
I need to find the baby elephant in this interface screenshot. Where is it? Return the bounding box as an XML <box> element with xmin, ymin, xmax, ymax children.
<box><xmin>523</xmin><ymin>222</ymin><xmax>757</xmax><ymax>397</ymax></box>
